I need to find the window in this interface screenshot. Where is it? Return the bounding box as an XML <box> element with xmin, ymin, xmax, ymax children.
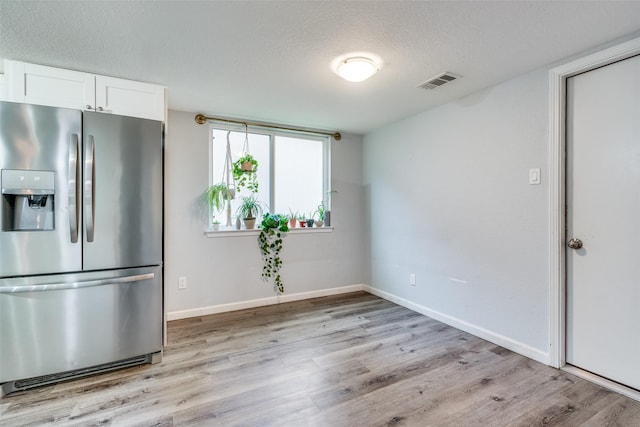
<box><xmin>209</xmin><ymin>125</ymin><xmax>330</xmax><ymax>228</ymax></box>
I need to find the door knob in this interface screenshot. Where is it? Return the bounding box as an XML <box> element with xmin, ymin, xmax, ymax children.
<box><xmin>568</xmin><ymin>238</ymin><xmax>583</xmax><ymax>249</ymax></box>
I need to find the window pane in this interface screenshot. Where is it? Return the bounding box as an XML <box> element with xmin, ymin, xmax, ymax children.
<box><xmin>209</xmin><ymin>126</ymin><xmax>329</xmax><ymax>229</ymax></box>
<box><xmin>274</xmin><ymin>136</ymin><xmax>323</xmax><ymax>218</ymax></box>
<box><xmin>211</xmin><ymin>129</ymin><xmax>270</xmax><ymax>224</ymax></box>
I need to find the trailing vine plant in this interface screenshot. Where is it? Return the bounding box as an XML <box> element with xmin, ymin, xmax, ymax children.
<box><xmin>258</xmin><ymin>213</ymin><xmax>289</xmax><ymax>294</ymax></box>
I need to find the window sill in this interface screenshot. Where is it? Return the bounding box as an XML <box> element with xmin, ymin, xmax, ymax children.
<box><xmin>204</xmin><ymin>227</ymin><xmax>334</xmax><ymax>238</ymax></box>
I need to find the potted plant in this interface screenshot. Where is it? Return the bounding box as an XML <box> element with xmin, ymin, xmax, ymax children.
<box><xmin>204</xmin><ymin>183</ymin><xmax>233</xmax><ymax>212</ymax></box>
<box><xmin>212</xmin><ymin>220</ymin><xmax>221</xmax><ymax>231</ymax></box>
<box><xmin>233</xmin><ymin>154</ymin><xmax>259</xmax><ymax>193</ymax></box>
<box><xmin>306</xmin><ymin>212</ymin><xmax>315</xmax><ymax>228</ymax></box>
<box><xmin>315</xmin><ymin>202</ymin><xmax>326</xmax><ymax>227</ymax></box>
<box><xmin>237</xmin><ymin>194</ymin><xmax>264</xmax><ymax>229</ymax></box>
<box><xmin>258</xmin><ymin>213</ymin><xmax>289</xmax><ymax>294</ymax></box>
<box><xmin>288</xmin><ymin>209</ymin><xmax>298</xmax><ymax>228</ymax></box>
<box><xmin>204</xmin><ymin>182</ymin><xmax>235</xmax><ymax>226</ymax></box>
<box><xmin>297</xmin><ymin>213</ymin><xmax>306</xmax><ymax>228</ymax></box>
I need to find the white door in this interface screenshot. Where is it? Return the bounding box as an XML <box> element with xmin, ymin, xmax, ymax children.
<box><xmin>566</xmin><ymin>54</ymin><xmax>640</xmax><ymax>390</ymax></box>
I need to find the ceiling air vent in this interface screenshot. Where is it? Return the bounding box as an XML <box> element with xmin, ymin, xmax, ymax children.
<box><xmin>418</xmin><ymin>72</ymin><xmax>461</xmax><ymax>90</ymax></box>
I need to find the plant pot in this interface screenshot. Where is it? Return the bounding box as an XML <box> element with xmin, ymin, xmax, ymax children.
<box><xmin>244</xmin><ymin>218</ymin><xmax>256</xmax><ymax>229</ymax></box>
<box><xmin>241</xmin><ymin>161</ymin><xmax>253</xmax><ymax>172</ymax></box>
<box><xmin>299</xmin><ymin>220</ymin><xmax>306</xmax><ymax>228</ymax></box>
<box><xmin>306</xmin><ymin>219</ymin><xmax>315</xmax><ymax>228</ymax></box>
<box><xmin>212</xmin><ymin>223</ymin><xmax>220</xmax><ymax>231</ymax></box>
<box><xmin>288</xmin><ymin>218</ymin><xmax>297</xmax><ymax>228</ymax></box>
<box><xmin>315</xmin><ymin>220</ymin><xmax>323</xmax><ymax>227</ymax></box>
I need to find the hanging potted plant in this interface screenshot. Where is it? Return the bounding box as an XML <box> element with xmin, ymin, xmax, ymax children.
<box><xmin>237</xmin><ymin>194</ymin><xmax>264</xmax><ymax>230</ymax></box>
<box><xmin>258</xmin><ymin>213</ymin><xmax>289</xmax><ymax>294</ymax></box>
<box><xmin>206</xmin><ymin>130</ymin><xmax>237</xmax><ymax>227</ymax></box>
<box><xmin>233</xmin><ymin>153</ymin><xmax>259</xmax><ymax>193</ymax></box>
<box><xmin>204</xmin><ymin>182</ymin><xmax>234</xmax><ymax>226</ymax></box>
<box><xmin>233</xmin><ymin>125</ymin><xmax>259</xmax><ymax>194</ymax></box>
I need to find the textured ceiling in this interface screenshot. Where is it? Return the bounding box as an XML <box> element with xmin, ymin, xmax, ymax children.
<box><xmin>1</xmin><ymin>1</ymin><xmax>640</xmax><ymax>134</ymax></box>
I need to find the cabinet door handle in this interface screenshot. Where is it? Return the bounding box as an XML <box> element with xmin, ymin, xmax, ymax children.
<box><xmin>85</xmin><ymin>105</ymin><xmax>92</xmax><ymax>110</ymax></box>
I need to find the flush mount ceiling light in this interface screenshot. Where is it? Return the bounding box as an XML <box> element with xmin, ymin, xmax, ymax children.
<box><xmin>333</xmin><ymin>56</ymin><xmax>381</xmax><ymax>82</ymax></box>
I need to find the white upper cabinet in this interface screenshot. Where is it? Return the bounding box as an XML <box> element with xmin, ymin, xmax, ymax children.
<box><xmin>5</xmin><ymin>61</ymin><xmax>95</xmax><ymax>110</ymax></box>
<box><xmin>95</xmin><ymin>76</ymin><xmax>165</xmax><ymax>121</ymax></box>
<box><xmin>3</xmin><ymin>60</ymin><xmax>166</xmax><ymax>121</ymax></box>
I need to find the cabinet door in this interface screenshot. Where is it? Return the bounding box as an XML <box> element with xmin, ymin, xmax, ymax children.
<box><xmin>4</xmin><ymin>61</ymin><xmax>96</xmax><ymax>110</ymax></box>
<box><xmin>95</xmin><ymin>76</ymin><xmax>165</xmax><ymax>121</ymax></box>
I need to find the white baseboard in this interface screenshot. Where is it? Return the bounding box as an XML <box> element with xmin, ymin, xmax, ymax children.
<box><xmin>166</xmin><ymin>283</ymin><xmax>550</xmax><ymax>367</ymax></box>
<box><xmin>363</xmin><ymin>285</ymin><xmax>550</xmax><ymax>365</ymax></box>
<box><xmin>166</xmin><ymin>284</ymin><xmax>365</xmax><ymax>321</ymax></box>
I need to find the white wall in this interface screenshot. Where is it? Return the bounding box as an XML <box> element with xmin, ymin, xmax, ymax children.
<box><xmin>363</xmin><ymin>68</ymin><xmax>550</xmax><ymax>361</ymax></box>
<box><xmin>165</xmin><ymin>110</ymin><xmax>369</xmax><ymax>317</ymax></box>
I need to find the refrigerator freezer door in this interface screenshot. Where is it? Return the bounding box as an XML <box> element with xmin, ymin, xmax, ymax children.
<box><xmin>0</xmin><ymin>266</ymin><xmax>162</xmax><ymax>383</ymax></box>
<box><xmin>82</xmin><ymin>112</ymin><xmax>162</xmax><ymax>270</ymax></box>
<box><xmin>0</xmin><ymin>102</ymin><xmax>82</xmax><ymax>277</ymax></box>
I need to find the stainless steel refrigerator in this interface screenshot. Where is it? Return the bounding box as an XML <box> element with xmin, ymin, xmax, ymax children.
<box><xmin>0</xmin><ymin>101</ymin><xmax>163</xmax><ymax>395</ymax></box>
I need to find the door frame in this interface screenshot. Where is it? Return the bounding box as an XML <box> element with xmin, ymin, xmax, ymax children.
<box><xmin>548</xmin><ymin>36</ymin><xmax>640</xmax><ymax>393</ymax></box>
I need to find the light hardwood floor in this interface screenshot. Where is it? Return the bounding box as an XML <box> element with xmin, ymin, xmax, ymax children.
<box><xmin>1</xmin><ymin>292</ymin><xmax>639</xmax><ymax>426</ymax></box>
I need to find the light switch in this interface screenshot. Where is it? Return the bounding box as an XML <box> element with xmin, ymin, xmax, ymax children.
<box><xmin>529</xmin><ymin>168</ymin><xmax>541</xmax><ymax>185</ymax></box>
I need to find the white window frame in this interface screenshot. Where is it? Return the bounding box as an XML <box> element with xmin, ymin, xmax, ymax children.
<box><xmin>207</xmin><ymin>123</ymin><xmax>332</xmax><ymax>232</ymax></box>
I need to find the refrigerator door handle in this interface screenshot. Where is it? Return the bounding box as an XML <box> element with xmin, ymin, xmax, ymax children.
<box><xmin>68</xmin><ymin>134</ymin><xmax>80</xmax><ymax>243</ymax></box>
<box><xmin>0</xmin><ymin>273</ymin><xmax>154</xmax><ymax>294</ymax></box>
<box><xmin>84</xmin><ymin>135</ymin><xmax>95</xmax><ymax>242</ymax></box>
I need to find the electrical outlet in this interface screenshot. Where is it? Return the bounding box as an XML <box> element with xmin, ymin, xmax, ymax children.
<box><xmin>178</xmin><ymin>277</ymin><xmax>187</xmax><ymax>289</ymax></box>
<box><xmin>409</xmin><ymin>273</ymin><xmax>416</xmax><ymax>286</ymax></box>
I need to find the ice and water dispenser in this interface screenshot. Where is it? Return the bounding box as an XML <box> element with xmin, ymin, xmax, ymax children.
<box><xmin>1</xmin><ymin>169</ymin><xmax>55</xmax><ymax>231</ymax></box>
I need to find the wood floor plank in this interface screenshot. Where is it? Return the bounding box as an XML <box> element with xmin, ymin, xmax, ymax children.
<box><xmin>434</xmin><ymin>367</ymin><xmax>568</xmax><ymax>425</ymax></box>
<box><xmin>2</xmin><ymin>291</ymin><xmax>639</xmax><ymax>426</ymax></box>
<box><xmin>582</xmin><ymin>395</ymin><xmax>640</xmax><ymax>426</ymax></box>
<box><xmin>301</xmin><ymin>340</ymin><xmax>528</xmax><ymax>426</ymax></box>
